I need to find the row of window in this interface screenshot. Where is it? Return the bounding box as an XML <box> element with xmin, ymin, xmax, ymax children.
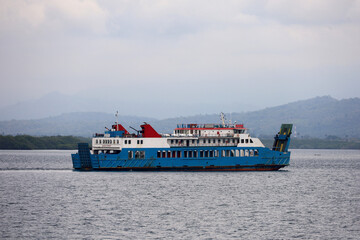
<box><xmin>126</xmin><ymin>149</ymin><xmax>259</xmax><ymax>159</ymax></box>
<box><xmin>96</xmin><ymin>139</ymin><xmax>120</xmax><ymax>144</ymax></box>
<box><xmin>96</xmin><ymin>138</ymin><xmax>253</xmax><ymax>145</ymax></box>
<box><xmin>96</xmin><ymin>139</ymin><xmax>144</xmax><ymax>145</ymax></box>
<box><xmin>128</xmin><ymin>151</ymin><xmax>145</xmax><ymax>159</ymax></box>
<box><xmin>125</xmin><ymin>140</ymin><xmax>143</xmax><ymax>144</ymax></box>
<box><xmin>175</xmin><ymin>129</ymin><xmax>245</xmax><ymax>135</ymax></box>
<box><xmin>169</xmin><ymin>138</ymin><xmax>253</xmax><ymax>145</ymax></box>
<box><xmin>156</xmin><ymin>149</ymin><xmax>259</xmax><ymax>159</ymax></box>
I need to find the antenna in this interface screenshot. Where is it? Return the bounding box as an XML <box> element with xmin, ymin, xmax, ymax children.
<box><xmin>129</xmin><ymin>126</ymin><xmax>141</xmax><ymax>135</ymax></box>
<box><xmin>115</xmin><ymin>111</ymin><xmax>119</xmax><ymax>131</ymax></box>
<box><xmin>220</xmin><ymin>112</ymin><xmax>226</xmax><ymax>126</ymax></box>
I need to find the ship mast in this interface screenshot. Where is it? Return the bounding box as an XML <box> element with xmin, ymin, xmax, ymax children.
<box><xmin>220</xmin><ymin>112</ymin><xmax>226</xmax><ymax>127</ymax></box>
<box><xmin>115</xmin><ymin>111</ymin><xmax>119</xmax><ymax>131</ymax></box>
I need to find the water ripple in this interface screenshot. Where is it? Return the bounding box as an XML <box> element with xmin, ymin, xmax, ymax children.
<box><xmin>0</xmin><ymin>149</ymin><xmax>359</xmax><ymax>239</ymax></box>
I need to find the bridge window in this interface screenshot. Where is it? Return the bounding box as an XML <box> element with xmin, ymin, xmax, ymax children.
<box><xmin>209</xmin><ymin>150</ymin><xmax>214</xmax><ymax>157</ymax></box>
<box><xmin>128</xmin><ymin>151</ymin><xmax>133</xmax><ymax>159</ymax></box>
<box><xmin>245</xmin><ymin>150</ymin><xmax>249</xmax><ymax>157</ymax></box>
<box><xmin>177</xmin><ymin>151</ymin><xmax>181</xmax><ymax>158</ymax></box>
<box><xmin>204</xmin><ymin>151</ymin><xmax>209</xmax><ymax>158</ymax></box>
<box><xmin>95</xmin><ymin>140</ymin><xmax>98</xmax><ymax>144</ymax></box>
<box><xmin>200</xmin><ymin>150</ymin><xmax>204</xmax><ymax>158</ymax></box>
<box><xmin>250</xmin><ymin>150</ymin><xmax>254</xmax><ymax>157</ymax></box>
<box><xmin>135</xmin><ymin>151</ymin><xmax>145</xmax><ymax>159</ymax></box>
<box><xmin>194</xmin><ymin>150</ymin><xmax>198</xmax><ymax>158</ymax></box>
<box><xmin>162</xmin><ymin>151</ymin><xmax>166</xmax><ymax>158</ymax></box>
<box><xmin>250</xmin><ymin>139</ymin><xmax>253</xmax><ymax>143</ymax></box>
<box><xmin>167</xmin><ymin>151</ymin><xmax>171</xmax><ymax>158</ymax></box>
<box><xmin>245</xmin><ymin>139</ymin><xmax>249</xmax><ymax>143</ymax></box>
<box><xmin>157</xmin><ymin>151</ymin><xmax>161</xmax><ymax>158</ymax></box>
<box><xmin>184</xmin><ymin>151</ymin><xmax>188</xmax><ymax>158</ymax></box>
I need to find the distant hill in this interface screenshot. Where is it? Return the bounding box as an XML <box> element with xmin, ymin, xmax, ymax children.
<box><xmin>154</xmin><ymin>96</ymin><xmax>360</xmax><ymax>138</ymax></box>
<box><xmin>0</xmin><ymin>91</ymin><xmax>260</xmax><ymax>121</ymax></box>
<box><xmin>0</xmin><ymin>92</ymin><xmax>91</xmax><ymax>121</ymax></box>
<box><xmin>231</xmin><ymin>96</ymin><xmax>360</xmax><ymax>138</ymax></box>
<box><xmin>0</xmin><ymin>112</ymin><xmax>156</xmax><ymax>137</ymax></box>
<box><xmin>0</xmin><ymin>96</ymin><xmax>359</xmax><ymax>138</ymax></box>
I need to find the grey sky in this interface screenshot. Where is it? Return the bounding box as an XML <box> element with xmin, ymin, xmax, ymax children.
<box><xmin>1</xmin><ymin>0</ymin><xmax>359</xmax><ymax>117</ymax></box>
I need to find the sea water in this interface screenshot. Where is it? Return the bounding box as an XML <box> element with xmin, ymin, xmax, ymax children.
<box><xmin>0</xmin><ymin>149</ymin><xmax>359</xmax><ymax>239</ymax></box>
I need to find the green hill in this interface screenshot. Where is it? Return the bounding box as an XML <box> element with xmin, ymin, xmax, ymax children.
<box><xmin>0</xmin><ymin>96</ymin><xmax>359</xmax><ymax>138</ymax></box>
<box><xmin>0</xmin><ymin>135</ymin><xmax>90</xmax><ymax>150</ymax></box>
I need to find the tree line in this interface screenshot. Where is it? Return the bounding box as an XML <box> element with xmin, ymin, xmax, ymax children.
<box><xmin>0</xmin><ymin>135</ymin><xmax>91</xmax><ymax>150</ymax></box>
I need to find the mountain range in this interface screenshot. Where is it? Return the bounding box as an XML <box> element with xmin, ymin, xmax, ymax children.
<box><xmin>0</xmin><ymin>91</ymin><xmax>260</xmax><ymax>121</ymax></box>
<box><xmin>0</xmin><ymin>96</ymin><xmax>359</xmax><ymax>138</ymax></box>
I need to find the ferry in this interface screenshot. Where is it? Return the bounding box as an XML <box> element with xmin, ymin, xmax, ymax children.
<box><xmin>71</xmin><ymin>114</ymin><xmax>293</xmax><ymax>171</ymax></box>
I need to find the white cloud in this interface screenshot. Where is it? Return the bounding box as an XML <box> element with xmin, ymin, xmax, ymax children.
<box><xmin>0</xmin><ymin>0</ymin><xmax>359</xmax><ymax>113</ymax></box>
<box><xmin>0</xmin><ymin>0</ymin><xmax>108</xmax><ymax>35</ymax></box>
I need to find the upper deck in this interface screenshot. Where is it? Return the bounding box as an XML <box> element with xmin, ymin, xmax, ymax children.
<box><xmin>174</xmin><ymin>123</ymin><xmax>246</xmax><ymax>137</ymax></box>
<box><xmin>90</xmin><ymin>120</ymin><xmax>265</xmax><ymax>154</ymax></box>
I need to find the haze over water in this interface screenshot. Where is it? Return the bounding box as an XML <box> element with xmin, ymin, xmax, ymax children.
<box><xmin>0</xmin><ymin>149</ymin><xmax>359</xmax><ymax>239</ymax></box>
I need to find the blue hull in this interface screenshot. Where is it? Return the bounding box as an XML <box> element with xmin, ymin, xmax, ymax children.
<box><xmin>72</xmin><ymin>146</ymin><xmax>290</xmax><ymax>171</ymax></box>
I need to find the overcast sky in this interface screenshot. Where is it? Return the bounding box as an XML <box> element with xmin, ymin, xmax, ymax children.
<box><xmin>1</xmin><ymin>0</ymin><xmax>359</xmax><ymax>117</ymax></box>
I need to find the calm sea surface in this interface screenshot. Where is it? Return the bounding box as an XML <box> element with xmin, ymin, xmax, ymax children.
<box><xmin>0</xmin><ymin>149</ymin><xmax>359</xmax><ymax>239</ymax></box>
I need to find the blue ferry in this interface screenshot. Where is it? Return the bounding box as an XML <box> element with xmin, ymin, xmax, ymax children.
<box><xmin>72</xmin><ymin>114</ymin><xmax>292</xmax><ymax>171</ymax></box>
